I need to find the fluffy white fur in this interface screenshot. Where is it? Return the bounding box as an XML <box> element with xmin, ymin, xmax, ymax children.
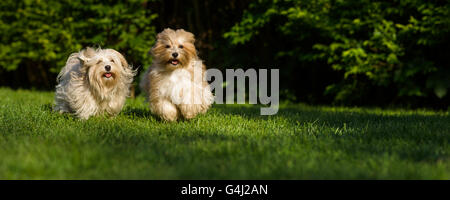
<box><xmin>54</xmin><ymin>47</ymin><xmax>136</xmax><ymax>119</ymax></box>
<box><xmin>140</xmin><ymin>28</ymin><xmax>214</xmax><ymax>121</ymax></box>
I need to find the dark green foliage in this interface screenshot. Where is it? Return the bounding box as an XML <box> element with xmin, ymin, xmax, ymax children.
<box><xmin>0</xmin><ymin>0</ymin><xmax>157</xmax><ymax>87</ymax></box>
<box><xmin>225</xmin><ymin>0</ymin><xmax>450</xmax><ymax>106</ymax></box>
<box><xmin>0</xmin><ymin>0</ymin><xmax>448</xmax><ymax>107</ymax></box>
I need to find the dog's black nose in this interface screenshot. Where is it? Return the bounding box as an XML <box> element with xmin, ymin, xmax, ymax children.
<box><xmin>105</xmin><ymin>65</ymin><xmax>111</xmax><ymax>71</ymax></box>
<box><xmin>172</xmin><ymin>52</ymin><xmax>178</xmax><ymax>58</ymax></box>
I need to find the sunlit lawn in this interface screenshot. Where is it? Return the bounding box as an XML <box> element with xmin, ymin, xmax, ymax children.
<box><xmin>0</xmin><ymin>88</ymin><xmax>448</xmax><ymax>179</ymax></box>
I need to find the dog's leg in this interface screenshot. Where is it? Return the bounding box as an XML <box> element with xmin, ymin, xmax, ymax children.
<box><xmin>151</xmin><ymin>99</ymin><xmax>179</xmax><ymax>121</ymax></box>
<box><xmin>178</xmin><ymin>100</ymin><xmax>211</xmax><ymax>119</ymax></box>
<box><xmin>54</xmin><ymin>97</ymin><xmax>71</xmax><ymax>113</ymax></box>
<box><xmin>177</xmin><ymin>82</ymin><xmax>213</xmax><ymax>119</ymax></box>
<box><xmin>179</xmin><ymin>104</ymin><xmax>203</xmax><ymax>119</ymax></box>
<box><xmin>105</xmin><ymin>96</ymin><xmax>126</xmax><ymax>117</ymax></box>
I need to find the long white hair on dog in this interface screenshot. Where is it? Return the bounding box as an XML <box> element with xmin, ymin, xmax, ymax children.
<box><xmin>54</xmin><ymin>47</ymin><xmax>136</xmax><ymax>119</ymax></box>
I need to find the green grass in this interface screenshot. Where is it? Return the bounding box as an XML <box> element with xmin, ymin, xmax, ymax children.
<box><xmin>0</xmin><ymin>87</ymin><xmax>448</xmax><ymax>179</ymax></box>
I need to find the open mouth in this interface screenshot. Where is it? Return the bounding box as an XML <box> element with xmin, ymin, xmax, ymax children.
<box><xmin>103</xmin><ymin>72</ymin><xmax>113</xmax><ymax>78</ymax></box>
<box><xmin>169</xmin><ymin>59</ymin><xmax>180</xmax><ymax>66</ymax></box>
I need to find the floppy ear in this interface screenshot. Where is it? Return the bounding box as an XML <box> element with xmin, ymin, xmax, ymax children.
<box><xmin>117</xmin><ymin>51</ymin><xmax>129</xmax><ymax>69</ymax></box>
<box><xmin>118</xmin><ymin>52</ymin><xmax>129</xmax><ymax>70</ymax></box>
<box><xmin>151</xmin><ymin>30</ymin><xmax>167</xmax><ymax>56</ymax></box>
<box><xmin>150</xmin><ymin>42</ymin><xmax>158</xmax><ymax>55</ymax></box>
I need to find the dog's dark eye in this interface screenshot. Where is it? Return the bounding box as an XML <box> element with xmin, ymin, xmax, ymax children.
<box><xmin>110</xmin><ymin>59</ymin><xmax>114</xmax><ymax>63</ymax></box>
<box><xmin>96</xmin><ymin>60</ymin><xmax>102</xmax><ymax>64</ymax></box>
<box><xmin>179</xmin><ymin>45</ymin><xmax>184</xmax><ymax>49</ymax></box>
<box><xmin>165</xmin><ymin>45</ymin><xmax>170</xmax><ymax>48</ymax></box>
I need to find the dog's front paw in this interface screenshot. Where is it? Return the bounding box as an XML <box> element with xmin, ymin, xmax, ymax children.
<box><xmin>179</xmin><ymin>104</ymin><xmax>203</xmax><ymax>120</ymax></box>
<box><xmin>160</xmin><ymin>112</ymin><xmax>179</xmax><ymax>122</ymax></box>
<box><xmin>150</xmin><ymin>99</ymin><xmax>180</xmax><ymax>121</ymax></box>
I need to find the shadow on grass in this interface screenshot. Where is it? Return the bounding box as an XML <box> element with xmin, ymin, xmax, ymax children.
<box><xmin>41</xmin><ymin>103</ymin><xmax>78</xmax><ymax>120</ymax></box>
<box><xmin>37</xmin><ymin>101</ymin><xmax>449</xmax><ymax>164</ymax></box>
<box><xmin>211</xmin><ymin>103</ymin><xmax>450</xmax><ymax>142</ymax></box>
<box><xmin>212</xmin><ymin>104</ymin><xmax>449</xmax><ymax>163</ymax></box>
<box><xmin>212</xmin><ymin>103</ymin><xmax>449</xmax><ymax>124</ymax></box>
<box><xmin>122</xmin><ymin>107</ymin><xmax>218</xmax><ymax>123</ymax></box>
<box><xmin>122</xmin><ymin>107</ymin><xmax>200</xmax><ymax>122</ymax></box>
<box><xmin>122</xmin><ymin>107</ymin><xmax>154</xmax><ymax>119</ymax></box>
<box><xmin>41</xmin><ymin>103</ymin><xmax>53</xmax><ymax>111</ymax></box>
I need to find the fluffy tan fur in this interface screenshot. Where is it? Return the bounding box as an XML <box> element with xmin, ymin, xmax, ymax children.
<box><xmin>140</xmin><ymin>28</ymin><xmax>214</xmax><ymax>121</ymax></box>
<box><xmin>54</xmin><ymin>47</ymin><xmax>136</xmax><ymax>119</ymax></box>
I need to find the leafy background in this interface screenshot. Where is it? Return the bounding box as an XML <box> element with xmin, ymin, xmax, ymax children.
<box><xmin>0</xmin><ymin>0</ymin><xmax>448</xmax><ymax>108</ymax></box>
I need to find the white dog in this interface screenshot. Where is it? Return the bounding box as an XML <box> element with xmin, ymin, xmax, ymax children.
<box><xmin>54</xmin><ymin>47</ymin><xmax>136</xmax><ymax>119</ymax></box>
<box><xmin>140</xmin><ymin>28</ymin><xmax>214</xmax><ymax>121</ymax></box>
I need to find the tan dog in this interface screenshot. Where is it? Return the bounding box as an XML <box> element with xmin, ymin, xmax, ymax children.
<box><xmin>54</xmin><ymin>47</ymin><xmax>136</xmax><ymax>119</ymax></box>
<box><xmin>140</xmin><ymin>28</ymin><xmax>214</xmax><ymax>121</ymax></box>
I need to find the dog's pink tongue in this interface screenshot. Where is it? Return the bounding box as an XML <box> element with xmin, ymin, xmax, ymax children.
<box><xmin>171</xmin><ymin>60</ymin><xmax>179</xmax><ymax>65</ymax></box>
<box><xmin>104</xmin><ymin>73</ymin><xmax>112</xmax><ymax>78</ymax></box>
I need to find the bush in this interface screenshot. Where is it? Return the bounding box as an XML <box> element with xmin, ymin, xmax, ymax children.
<box><xmin>225</xmin><ymin>0</ymin><xmax>450</xmax><ymax>106</ymax></box>
<box><xmin>0</xmin><ymin>0</ymin><xmax>448</xmax><ymax>108</ymax></box>
<box><xmin>0</xmin><ymin>0</ymin><xmax>157</xmax><ymax>88</ymax></box>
